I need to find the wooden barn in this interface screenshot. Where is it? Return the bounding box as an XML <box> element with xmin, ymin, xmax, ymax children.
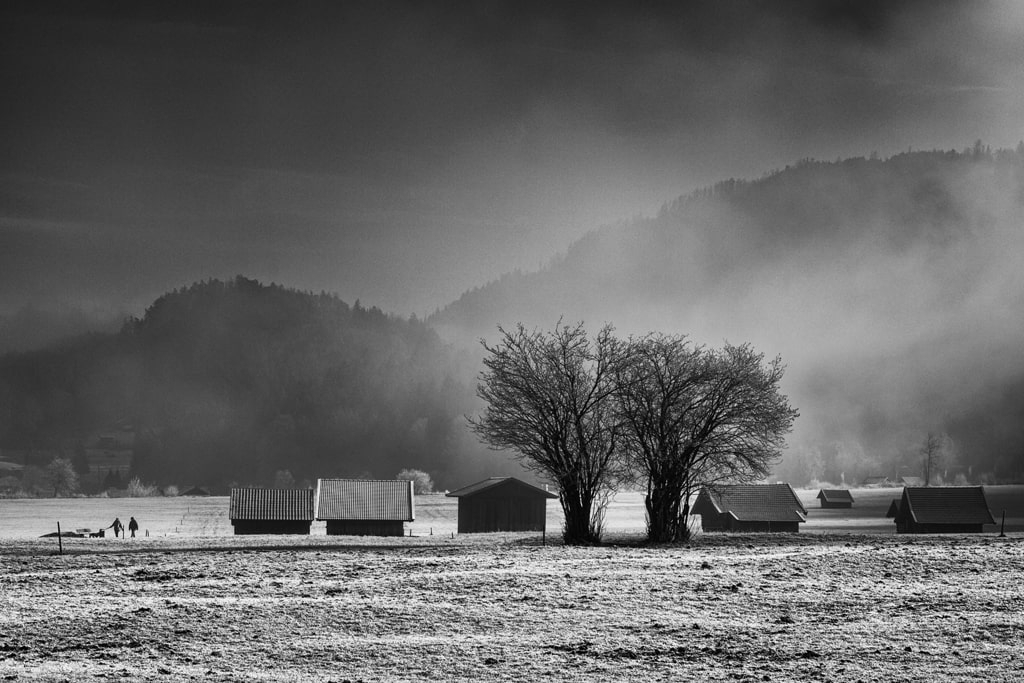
<box><xmin>816</xmin><ymin>489</ymin><xmax>854</xmax><ymax>508</ymax></box>
<box><xmin>885</xmin><ymin>498</ymin><xmax>900</xmax><ymax>518</ymax></box>
<box><xmin>691</xmin><ymin>484</ymin><xmax>807</xmax><ymax>533</ymax></box>
<box><xmin>229</xmin><ymin>487</ymin><xmax>314</xmax><ymax>535</ymax></box>
<box><xmin>446</xmin><ymin>477</ymin><xmax>557</xmax><ymax>533</ymax></box>
<box><xmin>894</xmin><ymin>486</ymin><xmax>995</xmax><ymax>534</ymax></box>
<box><xmin>315</xmin><ymin>478</ymin><xmax>414</xmax><ymax>536</ymax></box>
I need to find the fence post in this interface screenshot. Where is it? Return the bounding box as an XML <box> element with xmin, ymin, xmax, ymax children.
<box><xmin>1000</xmin><ymin>510</ymin><xmax>1006</xmax><ymax>538</ymax></box>
<box><xmin>57</xmin><ymin>521</ymin><xmax>63</xmax><ymax>555</ymax></box>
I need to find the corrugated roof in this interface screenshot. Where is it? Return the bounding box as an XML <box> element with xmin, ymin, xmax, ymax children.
<box><xmin>817</xmin><ymin>489</ymin><xmax>855</xmax><ymax>503</ymax></box>
<box><xmin>696</xmin><ymin>484</ymin><xmax>807</xmax><ymax>523</ymax></box>
<box><xmin>900</xmin><ymin>486</ymin><xmax>995</xmax><ymax>525</ymax></box>
<box><xmin>316</xmin><ymin>479</ymin><xmax>414</xmax><ymax>521</ymax></box>
<box><xmin>229</xmin><ymin>488</ymin><xmax>314</xmax><ymax>521</ymax></box>
<box><xmin>446</xmin><ymin>477</ymin><xmax>557</xmax><ymax>498</ymax></box>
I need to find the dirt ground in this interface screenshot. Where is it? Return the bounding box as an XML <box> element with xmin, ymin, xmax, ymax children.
<box><xmin>1</xmin><ymin>532</ymin><xmax>1022</xmax><ymax>682</ymax></box>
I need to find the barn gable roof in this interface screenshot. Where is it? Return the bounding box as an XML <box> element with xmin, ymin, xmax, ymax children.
<box><xmin>446</xmin><ymin>477</ymin><xmax>557</xmax><ymax>499</ymax></box>
<box><xmin>315</xmin><ymin>479</ymin><xmax>415</xmax><ymax>521</ymax></box>
<box><xmin>694</xmin><ymin>484</ymin><xmax>807</xmax><ymax>523</ymax></box>
<box><xmin>816</xmin><ymin>489</ymin><xmax>855</xmax><ymax>503</ymax></box>
<box><xmin>886</xmin><ymin>499</ymin><xmax>900</xmax><ymax>517</ymax></box>
<box><xmin>229</xmin><ymin>488</ymin><xmax>314</xmax><ymax>521</ymax></box>
<box><xmin>899</xmin><ymin>486</ymin><xmax>995</xmax><ymax>526</ymax></box>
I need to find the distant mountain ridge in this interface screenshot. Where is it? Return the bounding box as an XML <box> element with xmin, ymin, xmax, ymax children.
<box><xmin>431</xmin><ymin>146</ymin><xmax>1024</xmax><ymax>483</ymax></box>
<box><xmin>433</xmin><ymin>146</ymin><xmax>1024</xmax><ymax>336</ymax></box>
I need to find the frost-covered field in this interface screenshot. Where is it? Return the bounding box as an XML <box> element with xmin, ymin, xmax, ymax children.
<box><xmin>1</xmin><ymin>489</ymin><xmax>1022</xmax><ymax>681</ymax></box>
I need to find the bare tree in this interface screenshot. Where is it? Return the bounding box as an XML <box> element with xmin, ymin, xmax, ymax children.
<box><xmin>616</xmin><ymin>338</ymin><xmax>798</xmax><ymax>542</ymax></box>
<box><xmin>921</xmin><ymin>432</ymin><xmax>943</xmax><ymax>486</ymax></box>
<box><xmin>397</xmin><ymin>468</ymin><xmax>434</xmax><ymax>494</ymax></box>
<box><xmin>469</xmin><ymin>322</ymin><xmax>625</xmax><ymax>545</ymax></box>
<box><xmin>614</xmin><ymin>334</ymin><xmax>708</xmax><ymax>542</ymax></box>
<box><xmin>46</xmin><ymin>457</ymin><xmax>79</xmax><ymax>497</ymax></box>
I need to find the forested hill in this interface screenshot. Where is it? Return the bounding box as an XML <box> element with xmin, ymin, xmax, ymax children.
<box><xmin>0</xmin><ymin>277</ymin><xmax>502</xmax><ymax>491</ymax></box>
<box><xmin>431</xmin><ymin>146</ymin><xmax>1024</xmax><ymax>484</ymax></box>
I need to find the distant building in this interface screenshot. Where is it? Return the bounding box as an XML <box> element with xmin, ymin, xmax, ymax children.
<box><xmin>898</xmin><ymin>476</ymin><xmax>924</xmax><ymax>487</ymax></box>
<box><xmin>84</xmin><ymin>425</ymin><xmax>135</xmax><ymax>480</ymax></box>
<box><xmin>446</xmin><ymin>477</ymin><xmax>556</xmax><ymax>533</ymax></box>
<box><xmin>315</xmin><ymin>478</ymin><xmax>414</xmax><ymax>536</ymax></box>
<box><xmin>894</xmin><ymin>486</ymin><xmax>995</xmax><ymax>534</ymax></box>
<box><xmin>691</xmin><ymin>484</ymin><xmax>807</xmax><ymax>533</ymax></box>
<box><xmin>861</xmin><ymin>476</ymin><xmax>892</xmax><ymax>487</ymax></box>
<box><xmin>816</xmin><ymin>489</ymin><xmax>854</xmax><ymax>509</ymax></box>
<box><xmin>182</xmin><ymin>486</ymin><xmax>212</xmax><ymax>497</ymax></box>
<box><xmin>229</xmin><ymin>487</ymin><xmax>314</xmax><ymax>535</ymax></box>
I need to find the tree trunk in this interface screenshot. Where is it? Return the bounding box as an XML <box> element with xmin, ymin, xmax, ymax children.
<box><xmin>646</xmin><ymin>482</ymin><xmax>685</xmax><ymax>543</ymax></box>
<box><xmin>560</xmin><ymin>480</ymin><xmax>602</xmax><ymax>545</ymax></box>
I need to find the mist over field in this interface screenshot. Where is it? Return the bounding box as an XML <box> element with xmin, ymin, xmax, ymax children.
<box><xmin>2</xmin><ymin>149</ymin><xmax>1023</xmax><ymax>492</ymax></box>
<box><xmin>433</xmin><ymin>149</ymin><xmax>1024</xmax><ymax>483</ymax></box>
<box><xmin>2</xmin><ymin>2</ymin><xmax>1024</xmax><ymax>490</ymax></box>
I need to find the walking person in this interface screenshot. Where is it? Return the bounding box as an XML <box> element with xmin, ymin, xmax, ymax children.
<box><xmin>108</xmin><ymin>517</ymin><xmax>123</xmax><ymax>538</ymax></box>
<box><xmin>128</xmin><ymin>516</ymin><xmax>139</xmax><ymax>538</ymax></box>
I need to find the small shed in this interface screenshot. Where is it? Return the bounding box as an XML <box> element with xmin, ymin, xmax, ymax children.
<box><xmin>229</xmin><ymin>487</ymin><xmax>314</xmax><ymax>535</ymax></box>
<box><xmin>691</xmin><ymin>484</ymin><xmax>807</xmax><ymax>533</ymax></box>
<box><xmin>894</xmin><ymin>486</ymin><xmax>995</xmax><ymax>534</ymax></box>
<box><xmin>315</xmin><ymin>478</ymin><xmax>414</xmax><ymax>536</ymax></box>
<box><xmin>885</xmin><ymin>498</ymin><xmax>900</xmax><ymax>518</ymax></box>
<box><xmin>816</xmin><ymin>489</ymin><xmax>854</xmax><ymax>509</ymax></box>
<box><xmin>446</xmin><ymin>477</ymin><xmax>557</xmax><ymax>533</ymax></box>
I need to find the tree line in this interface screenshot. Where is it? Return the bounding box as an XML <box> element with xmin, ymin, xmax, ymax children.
<box><xmin>469</xmin><ymin>322</ymin><xmax>798</xmax><ymax>545</ymax></box>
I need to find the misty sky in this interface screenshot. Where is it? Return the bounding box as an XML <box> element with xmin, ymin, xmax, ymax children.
<box><xmin>2</xmin><ymin>1</ymin><xmax>1023</xmax><ymax>318</ymax></box>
